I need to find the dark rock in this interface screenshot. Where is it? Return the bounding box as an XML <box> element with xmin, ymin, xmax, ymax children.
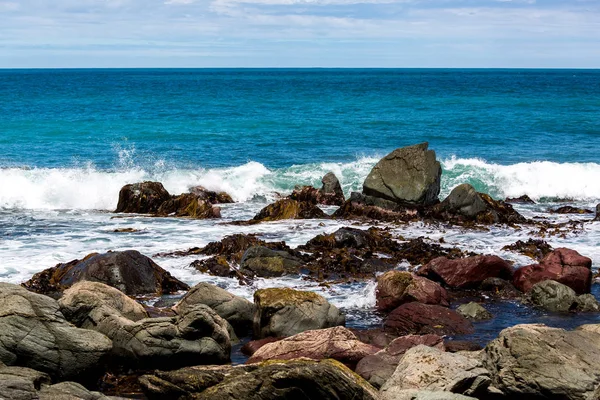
<box><xmin>479</xmin><ymin>277</ymin><xmax>521</xmax><ymax>299</ymax></box>
<box><xmin>333</xmin><ymin>192</ymin><xmax>421</xmax><ymax>221</ymax></box>
<box><xmin>241</xmin><ymin>337</ymin><xmax>281</xmax><ymax>356</ymax></box>
<box><xmin>512</xmin><ymin>248</ymin><xmax>592</xmax><ymax>294</ymax></box>
<box><xmin>189</xmin><ymin>185</ymin><xmax>234</xmax><ymax>204</ymax></box>
<box><xmin>550</xmin><ymin>206</ymin><xmax>594</xmax><ymax>214</ymax></box>
<box><xmin>363</xmin><ymin>143</ymin><xmax>441</xmax><ymax>207</ymax></box>
<box><xmin>320</xmin><ymin>172</ymin><xmax>345</xmax><ymax>206</ymax></box>
<box><xmin>456</xmin><ymin>302</ymin><xmax>493</xmax><ymax>320</ymax></box>
<box><xmin>240</xmin><ymin>246</ymin><xmax>303</xmax><ymax>278</ymax></box>
<box><xmin>201</xmin><ymin>234</ymin><xmax>290</xmax><ymax>263</ymax></box>
<box><xmin>595</xmin><ymin>204</ymin><xmax>600</xmax><ymax>221</ymax></box>
<box><xmin>252</xmin><ymin>199</ymin><xmax>327</xmax><ymax>222</ymax></box>
<box><xmin>157</xmin><ymin>193</ymin><xmax>221</xmax><ymax>218</ymax></box>
<box><xmin>529</xmin><ymin>280</ymin><xmax>578</xmax><ymax>312</ymax></box>
<box><xmin>505</xmin><ymin>195</ymin><xmax>536</xmax><ymax>204</ymax></box>
<box><xmin>303</xmin><ymin>227</ymin><xmax>384</xmax><ymax>250</ymax></box>
<box><xmin>350</xmin><ymin>328</ymin><xmax>397</xmax><ymax>348</ymax></box>
<box><xmin>418</xmin><ymin>255</ymin><xmax>513</xmax><ymax>289</ymax></box>
<box><xmin>22</xmin><ymin>250</ymin><xmax>189</xmax><ymax>296</ymax></box>
<box><xmin>115</xmin><ymin>181</ymin><xmax>171</xmax><ymax>214</ymax></box>
<box><xmin>502</xmin><ymin>238</ymin><xmax>553</xmax><ymax>261</ymax></box>
<box><xmin>384</xmin><ymin>302</ymin><xmax>474</xmax><ymax>336</ymax></box>
<box><xmin>376</xmin><ymin>271</ymin><xmax>449</xmax><ymax>312</ymax></box>
<box><xmin>443</xmin><ymin>340</ymin><xmax>483</xmax><ymax>353</ymax></box>
<box><xmin>190</xmin><ymin>256</ymin><xmax>248</xmax><ymax>283</ymax></box>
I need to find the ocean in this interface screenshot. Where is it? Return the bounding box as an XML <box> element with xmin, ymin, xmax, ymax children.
<box><xmin>1</xmin><ymin>68</ymin><xmax>600</xmax><ymax>340</ymax></box>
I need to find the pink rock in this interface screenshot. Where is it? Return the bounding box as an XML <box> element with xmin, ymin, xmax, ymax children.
<box><xmin>376</xmin><ymin>271</ymin><xmax>448</xmax><ymax>312</ymax></box>
<box><xmin>418</xmin><ymin>255</ymin><xmax>513</xmax><ymax>289</ymax></box>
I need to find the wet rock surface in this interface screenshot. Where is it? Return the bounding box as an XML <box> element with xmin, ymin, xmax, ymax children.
<box><xmin>384</xmin><ymin>302</ymin><xmax>474</xmax><ymax>336</ymax></box>
<box><xmin>376</xmin><ymin>271</ymin><xmax>449</xmax><ymax>312</ymax></box>
<box><xmin>418</xmin><ymin>255</ymin><xmax>514</xmax><ymax>289</ymax></box>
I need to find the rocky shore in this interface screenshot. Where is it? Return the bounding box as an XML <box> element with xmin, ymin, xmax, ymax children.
<box><xmin>2</xmin><ymin>143</ymin><xmax>600</xmax><ymax>399</ymax></box>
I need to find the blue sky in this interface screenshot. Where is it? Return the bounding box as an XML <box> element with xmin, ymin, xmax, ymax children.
<box><xmin>0</xmin><ymin>0</ymin><xmax>598</xmax><ymax>67</ymax></box>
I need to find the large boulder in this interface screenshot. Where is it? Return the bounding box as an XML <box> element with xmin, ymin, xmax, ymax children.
<box><xmin>59</xmin><ymin>282</ymin><xmax>231</xmax><ymax>369</ymax></box>
<box><xmin>376</xmin><ymin>271</ymin><xmax>449</xmax><ymax>312</ymax></box>
<box><xmin>384</xmin><ymin>302</ymin><xmax>474</xmax><ymax>336</ymax></box>
<box><xmin>157</xmin><ymin>193</ymin><xmax>221</xmax><ymax>219</ymax></box>
<box><xmin>174</xmin><ymin>282</ymin><xmax>255</xmax><ymax>335</ymax></box>
<box><xmin>253</xmin><ymin>288</ymin><xmax>345</xmax><ymax>338</ymax></box>
<box><xmin>247</xmin><ymin>326</ymin><xmax>379</xmax><ymax>368</ymax></box>
<box><xmin>436</xmin><ymin>184</ymin><xmax>488</xmax><ymax>218</ymax></box>
<box><xmin>0</xmin><ymin>283</ymin><xmax>112</xmax><ymax>381</ymax></box>
<box><xmin>356</xmin><ymin>334</ymin><xmax>444</xmax><ymax>388</ymax></box>
<box><xmin>418</xmin><ymin>255</ymin><xmax>513</xmax><ymax>289</ymax></box>
<box><xmin>115</xmin><ymin>181</ymin><xmax>171</xmax><ymax>214</ymax></box>
<box><xmin>23</xmin><ymin>250</ymin><xmax>189</xmax><ymax>296</ymax></box>
<box><xmin>240</xmin><ymin>246</ymin><xmax>303</xmax><ymax>278</ymax></box>
<box><xmin>482</xmin><ymin>324</ymin><xmax>600</xmax><ymax>399</ymax></box>
<box><xmin>139</xmin><ymin>359</ymin><xmax>379</xmax><ymax>400</ymax></box>
<box><xmin>252</xmin><ymin>199</ymin><xmax>327</xmax><ymax>222</ymax></box>
<box><xmin>363</xmin><ymin>143</ymin><xmax>441</xmax><ymax>207</ymax></box>
<box><xmin>513</xmin><ymin>248</ymin><xmax>593</xmax><ymax>294</ymax></box>
<box><xmin>380</xmin><ymin>345</ymin><xmax>490</xmax><ymax>399</ymax></box>
<box><xmin>529</xmin><ymin>280</ymin><xmax>599</xmax><ymax>313</ymax></box>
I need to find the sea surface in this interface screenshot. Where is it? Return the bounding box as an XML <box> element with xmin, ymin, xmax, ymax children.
<box><xmin>1</xmin><ymin>69</ymin><xmax>600</xmax><ymax>343</ymax></box>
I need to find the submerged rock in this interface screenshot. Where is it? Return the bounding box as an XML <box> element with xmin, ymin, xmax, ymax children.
<box><xmin>550</xmin><ymin>205</ymin><xmax>594</xmax><ymax>214</ymax></box>
<box><xmin>502</xmin><ymin>238</ymin><xmax>553</xmax><ymax>261</ymax></box>
<box><xmin>189</xmin><ymin>185</ymin><xmax>234</xmax><ymax>204</ymax></box>
<box><xmin>418</xmin><ymin>255</ymin><xmax>513</xmax><ymax>289</ymax></box>
<box><xmin>240</xmin><ymin>246</ymin><xmax>303</xmax><ymax>278</ymax></box>
<box><xmin>456</xmin><ymin>302</ymin><xmax>493</xmax><ymax>320</ymax></box>
<box><xmin>23</xmin><ymin>250</ymin><xmax>189</xmax><ymax>296</ymax></box>
<box><xmin>251</xmin><ymin>199</ymin><xmax>327</xmax><ymax>222</ymax></box>
<box><xmin>384</xmin><ymin>302</ymin><xmax>474</xmax><ymax>336</ymax></box>
<box><xmin>376</xmin><ymin>271</ymin><xmax>449</xmax><ymax>312</ymax></box>
<box><xmin>115</xmin><ymin>181</ymin><xmax>171</xmax><ymax>214</ymax></box>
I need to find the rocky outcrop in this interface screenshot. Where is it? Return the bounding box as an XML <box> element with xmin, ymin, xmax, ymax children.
<box><xmin>356</xmin><ymin>334</ymin><xmax>444</xmax><ymax>388</ymax></box>
<box><xmin>251</xmin><ymin>199</ymin><xmax>327</xmax><ymax>222</ymax></box>
<box><xmin>502</xmin><ymin>238</ymin><xmax>553</xmax><ymax>261</ymax></box>
<box><xmin>115</xmin><ymin>181</ymin><xmax>171</xmax><ymax>214</ymax></box>
<box><xmin>157</xmin><ymin>193</ymin><xmax>221</xmax><ymax>218</ymax></box>
<box><xmin>376</xmin><ymin>271</ymin><xmax>449</xmax><ymax>312</ymax></box>
<box><xmin>59</xmin><ymin>282</ymin><xmax>231</xmax><ymax>369</ymax></box>
<box><xmin>384</xmin><ymin>302</ymin><xmax>474</xmax><ymax>336</ymax></box>
<box><xmin>512</xmin><ymin>248</ymin><xmax>592</xmax><ymax>294</ymax></box>
<box><xmin>529</xmin><ymin>280</ymin><xmax>600</xmax><ymax>313</ymax></box>
<box><xmin>505</xmin><ymin>195</ymin><xmax>536</xmax><ymax>204</ymax></box>
<box><xmin>380</xmin><ymin>345</ymin><xmax>490</xmax><ymax>399</ymax></box>
<box><xmin>174</xmin><ymin>282</ymin><xmax>255</xmax><ymax>335</ymax></box>
<box><xmin>550</xmin><ymin>206</ymin><xmax>593</xmax><ymax>214</ymax></box>
<box><xmin>363</xmin><ymin>143</ymin><xmax>441</xmax><ymax>207</ymax></box>
<box><xmin>479</xmin><ymin>277</ymin><xmax>521</xmax><ymax>299</ymax></box>
<box><xmin>483</xmin><ymin>324</ymin><xmax>600</xmax><ymax>399</ymax></box>
<box><xmin>23</xmin><ymin>250</ymin><xmax>189</xmax><ymax>296</ymax></box>
<box><xmin>0</xmin><ymin>283</ymin><xmax>112</xmax><ymax>381</ymax></box>
<box><xmin>189</xmin><ymin>185</ymin><xmax>234</xmax><ymax>204</ymax></box>
<box><xmin>333</xmin><ymin>192</ymin><xmax>421</xmax><ymax>221</ymax></box>
<box><xmin>456</xmin><ymin>302</ymin><xmax>493</xmax><ymax>320</ymax></box>
<box><xmin>190</xmin><ymin>256</ymin><xmax>247</xmax><ymax>282</ymax></box>
<box><xmin>253</xmin><ymin>288</ymin><xmax>345</xmax><ymax>338</ymax></box>
<box><xmin>240</xmin><ymin>246</ymin><xmax>303</xmax><ymax>278</ymax></box>
<box><xmin>247</xmin><ymin>326</ymin><xmax>379</xmax><ymax>368</ymax></box>
<box><xmin>289</xmin><ymin>173</ymin><xmax>345</xmax><ymax>206</ymax></box>
<box><xmin>139</xmin><ymin>359</ymin><xmax>379</xmax><ymax>400</ymax></box>
<box><xmin>418</xmin><ymin>255</ymin><xmax>513</xmax><ymax>289</ymax></box>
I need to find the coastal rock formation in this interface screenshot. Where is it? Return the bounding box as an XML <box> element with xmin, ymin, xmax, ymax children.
<box><xmin>550</xmin><ymin>205</ymin><xmax>593</xmax><ymax>214</ymax></box>
<box><xmin>380</xmin><ymin>345</ymin><xmax>491</xmax><ymax>399</ymax></box>
<box><xmin>356</xmin><ymin>334</ymin><xmax>445</xmax><ymax>388</ymax></box>
<box><xmin>418</xmin><ymin>255</ymin><xmax>513</xmax><ymax>289</ymax></box>
<box><xmin>157</xmin><ymin>193</ymin><xmax>221</xmax><ymax>218</ymax></box>
<box><xmin>505</xmin><ymin>195</ymin><xmax>536</xmax><ymax>204</ymax></box>
<box><xmin>363</xmin><ymin>143</ymin><xmax>441</xmax><ymax>207</ymax></box>
<box><xmin>289</xmin><ymin>173</ymin><xmax>345</xmax><ymax>206</ymax></box>
<box><xmin>456</xmin><ymin>302</ymin><xmax>493</xmax><ymax>320</ymax></box>
<box><xmin>253</xmin><ymin>288</ymin><xmax>345</xmax><ymax>338</ymax></box>
<box><xmin>190</xmin><ymin>256</ymin><xmax>247</xmax><ymax>281</ymax></box>
<box><xmin>23</xmin><ymin>250</ymin><xmax>189</xmax><ymax>296</ymax></box>
<box><xmin>333</xmin><ymin>192</ymin><xmax>421</xmax><ymax>221</ymax></box>
<box><xmin>115</xmin><ymin>181</ymin><xmax>171</xmax><ymax>214</ymax></box>
<box><xmin>384</xmin><ymin>302</ymin><xmax>474</xmax><ymax>336</ymax></box>
<box><xmin>247</xmin><ymin>326</ymin><xmax>379</xmax><ymax>368</ymax></box>
<box><xmin>174</xmin><ymin>282</ymin><xmax>255</xmax><ymax>335</ymax></box>
<box><xmin>240</xmin><ymin>246</ymin><xmax>303</xmax><ymax>278</ymax></box>
<box><xmin>483</xmin><ymin>324</ymin><xmax>600</xmax><ymax>399</ymax></box>
<box><xmin>502</xmin><ymin>238</ymin><xmax>553</xmax><ymax>261</ymax></box>
<box><xmin>189</xmin><ymin>185</ymin><xmax>235</xmax><ymax>204</ymax></box>
<box><xmin>251</xmin><ymin>198</ymin><xmax>327</xmax><ymax>222</ymax></box>
<box><xmin>376</xmin><ymin>271</ymin><xmax>449</xmax><ymax>312</ymax></box>
<box><xmin>139</xmin><ymin>359</ymin><xmax>379</xmax><ymax>400</ymax></box>
<box><xmin>529</xmin><ymin>280</ymin><xmax>600</xmax><ymax>313</ymax></box>
<box><xmin>512</xmin><ymin>247</ymin><xmax>592</xmax><ymax>294</ymax></box>
<box><xmin>241</xmin><ymin>337</ymin><xmax>281</xmax><ymax>356</ymax></box>
<box><xmin>0</xmin><ymin>283</ymin><xmax>112</xmax><ymax>381</ymax></box>
<box><xmin>479</xmin><ymin>277</ymin><xmax>521</xmax><ymax>299</ymax></box>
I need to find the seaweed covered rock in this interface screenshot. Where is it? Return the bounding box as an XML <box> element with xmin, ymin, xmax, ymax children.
<box><xmin>376</xmin><ymin>271</ymin><xmax>449</xmax><ymax>312</ymax></box>
<box><xmin>384</xmin><ymin>302</ymin><xmax>474</xmax><ymax>336</ymax></box>
<box><xmin>23</xmin><ymin>250</ymin><xmax>189</xmax><ymax>296</ymax></box>
<box><xmin>240</xmin><ymin>246</ymin><xmax>303</xmax><ymax>278</ymax></box>
<box><xmin>418</xmin><ymin>255</ymin><xmax>513</xmax><ymax>289</ymax></box>
<box><xmin>189</xmin><ymin>185</ymin><xmax>234</xmax><ymax>204</ymax></box>
<box><xmin>333</xmin><ymin>192</ymin><xmax>421</xmax><ymax>221</ymax></box>
<box><xmin>512</xmin><ymin>248</ymin><xmax>592</xmax><ymax>294</ymax></box>
<box><xmin>253</xmin><ymin>288</ymin><xmax>345</xmax><ymax>338</ymax></box>
<box><xmin>115</xmin><ymin>181</ymin><xmax>171</xmax><ymax>214</ymax></box>
<box><xmin>363</xmin><ymin>143</ymin><xmax>441</xmax><ymax>207</ymax></box>
<box><xmin>157</xmin><ymin>193</ymin><xmax>221</xmax><ymax>218</ymax></box>
<box><xmin>0</xmin><ymin>283</ymin><xmax>112</xmax><ymax>381</ymax></box>
<box><xmin>289</xmin><ymin>173</ymin><xmax>345</xmax><ymax>206</ymax></box>
<box><xmin>139</xmin><ymin>359</ymin><xmax>379</xmax><ymax>400</ymax></box>
<box><xmin>505</xmin><ymin>195</ymin><xmax>536</xmax><ymax>204</ymax></box>
<box><xmin>252</xmin><ymin>199</ymin><xmax>327</xmax><ymax>222</ymax></box>
<box><xmin>190</xmin><ymin>256</ymin><xmax>246</xmax><ymax>281</ymax></box>
<box><xmin>550</xmin><ymin>206</ymin><xmax>593</xmax><ymax>214</ymax></box>
<box><xmin>502</xmin><ymin>238</ymin><xmax>553</xmax><ymax>261</ymax></box>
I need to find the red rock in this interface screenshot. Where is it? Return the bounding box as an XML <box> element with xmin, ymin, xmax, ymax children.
<box><xmin>512</xmin><ymin>248</ymin><xmax>592</xmax><ymax>294</ymax></box>
<box><xmin>241</xmin><ymin>337</ymin><xmax>281</xmax><ymax>356</ymax></box>
<box><xmin>384</xmin><ymin>302</ymin><xmax>474</xmax><ymax>336</ymax></box>
<box><xmin>418</xmin><ymin>255</ymin><xmax>513</xmax><ymax>289</ymax></box>
<box><xmin>376</xmin><ymin>271</ymin><xmax>448</xmax><ymax>312</ymax></box>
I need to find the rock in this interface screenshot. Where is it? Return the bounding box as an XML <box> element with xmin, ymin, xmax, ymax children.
<box><xmin>436</xmin><ymin>184</ymin><xmax>489</xmax><ymax>219</ymax></box>
<box><xmin>418</xmin><ymin>255</ymin><xmax>513</xmax><ymax>289</ymax></box>
<box><xmin>505</xmin><ymin>195</ymin><xmax>536</xmax><ymax>204</ymax></box>
<box><xmin>157</xmin><ymin>193</ymin><xmax>221</xmax><ymax>218</ymax></box>
<box><xmin>595</xmin><ymin>204</ymin><xmax>600</xmax><ymax>221</ymax></box>
<box><xmin>333</xmin><ymin>192</ymin><xmax>421</xmax><ymax>221</ymax></box>
<box><xmin>253</xmin><ymin>288</ymin><xmax>345</xmax><ymax>338</ymax></box>
<box><xmin>356</xmin><ymin>334</ymin><xmax>444</xmax><ymax>388</ymax></box>
<box><xmin>241</xmin><ymin>337</ymin><xmax>281</xmax><ymax>356</ymax></box>
<box><xmin>380</xmin><ymin>390</ymin><xmax>477</xmax><ymax>400</ymax></box>
<box><xmin>0</xmin><ymin>283</ymin><xmax>112</xmax><ymax>381</ymax></box>
<box><xmin>502</xmin><ymin>238</ymin><xmax>553</xmax><ymax>261</ymax></box>
<box><xmin>200</xmin><ymin>234</ymin><xmax>290</xmax><ymax>263</ymax></box>
<box><xmin>443</xmin><ymin>341</ymin><xmax>483</xmax><ymax>353</ymax></box>
<box><xmin>395</xmin><ymin>237</ymin><xmax>469</xmax><ymax>267</ymax></box>
<box><xmin>376</xmin><ymin>271</ymin><xmax>449</xmax><ymax>312</ymax></box>
<box><xmin>363</xmin><ymin>143</ymin><xmax>441</xmax><ymax>207</ymax></box>
<box><xmin>289</xmin><ymin>180</ymin><xmax>345</xmax><ymax>207</ymax></box>
<box><xmin>479</xmin><ymin>278</ymin><xmax>521</xmax><ymax>299</ymax></box>
<box><xmin>304</xmin><ymin>227</ymin><xmax>383</xmax><ymax>250</ymax></box>
<box><xmin>190</xmin><ymin>256</ymin><xmax>247</xmax><ymax>282</ymax></box>
<box><xmin>174</xmin><ymin>282</ymin><xmax>255</xmax><ymax>335</ymax></box>
<box><xmin>115</xmin><ymin>181</ymin><xmax>171</xmax><ymax>214</ymax></box>
<box><xmin>189</xmin><ymin>185</ymin><xmax>234</xmax><ymax>204</ymax></box>
<box><xmin>529</xmin><ymin>280</ymin><xmax>578</xmax><ymax>312</ymax></box>
<box><xmin>59</xmin><ymin>282</ymin><xmax>231</xmax><ymax>369</ymax></box>
<box><xmin>550</xmin><ymin>205</ymin><xmax>593</xmax><ymax>214</ymax></box>
<box><xmin>23</xmin><ymin>250</ymin><xmax>189</xmax><ymax>296</ymax></box>
<box><xmin>384</xmin><ymin>302</ymin><xmax>474</xmax><ymax>336</ymax></box>
<box><xmin>350</xmin><ymin>328</ymin><xmax>398</xmax><ymax>348</ymax></box>
<box><xmin>39</xmin><ymin>381</ymin><xmax>113</xmax><ymax>399</ymax></box>
<box><xmin>139</xmin><ymin>359</ymin><xmax>379</xmax><ymax>400</ymax></box>
<box><xmin>240</xmin><ymin>246</ymin><xmax>303</xmax><ymax>278</ymax></box>
<box><xmin>251</xmin><ymin>199</ymin><xmax>327</xmax><ymax>222</ymax></box>
<box><xmin>456</xmin><ymin>302</ymin><xmax>493</xmax><ymax>320</ymax></box>
<box><xmin>319</xmin><ymin>172</ymin><xmax>345</xmax><ymax>206</ymax></box>
<box><xmin>575</xmin><ymin>294</ymin><xmax>600</xmax><ymax>312</ymax></box>
<box><xmin>380</xmin><ymin>345</ymin><xmax>491</xmax><ymax>398</ymax></box>
<box><xmin>482</xmin><ymin>324</ymin><xmax>600</xmax><ymax>399</ymax></box>
<box><xmin>512</xmin><ymin>247</ymin><xmax>592</xmax><ymax>294</ymax></box>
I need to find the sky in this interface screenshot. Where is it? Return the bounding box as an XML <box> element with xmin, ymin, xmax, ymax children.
<box><xmin>0</xmin><ymin>0</ymin><xmax>599</xmax><ymax>68</ymax></box>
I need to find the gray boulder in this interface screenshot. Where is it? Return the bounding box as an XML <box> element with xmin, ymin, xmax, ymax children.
<box><xmin>174</xmin><ymin>282</ymin><xmax>255</xmax><ymax>335</ymax></box>
<box><xmin>575</xmin><ymin>294</ymin><xmax>600</xmax><ymax>312</ymax></box>
<box><xmin>240</xmin><ymin>246</ymin><xmax>302</xmax><ymax>278</ymax></box>
<box><xmin>529</xmin><ymin>280</ymin><xmax>578</xmax><ymax>312</ymax></box>
<box><xmin>437</xmin><ymin>184</ymin><xmax>488</xmax><ymax>219</ymax></box>
<box><xmin>363</xmin><ymin>143</ymin><xmax>441</xmax><ymax>207</ymax></box>
<box><xmin>456</xmin><ymin>302</ymin><xmax>493</xmax><ymax>320</ymax></box>
<box><xmin>483</xmin><ymin>324</ymin><xmax>600</xmax><ymax>399</ymax></box>
<box><xmin>253</xmin><ymin>288</ymin><xmax>345</xmax><ymax>338</ymax></box>
<box><xmin>0</xmin><ymin>283</ymin><xmax>112</xmax><ymax>381</ymax></box>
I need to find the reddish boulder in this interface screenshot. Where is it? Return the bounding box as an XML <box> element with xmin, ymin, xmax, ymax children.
<box><xmin>241</xmin><ymin>337</ymin><xmax>281</xmax><ymax>356</ymax></box>
<box><xmin>115</xmin><ymin>181</ymin><xmax>171</xmax><ymax>214</ymax></box>
<box><xmin>418</xmin><ymin>255</ymin><xmax>513</xmax><ymax>289</ymax></box>
<box><xmin>384</xmin><ymin>302</ymin><xmax>474</xmax><ymax>336</ymax></box>
<box><xmin>376</xmin><ymin>271</ymin><xmax>448</xmax><ymax>312</ymax></box>
<box><xmin>512</xmin><ymin>248</ymin><xmax>592</xmax><ymax>294</ymax></box>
